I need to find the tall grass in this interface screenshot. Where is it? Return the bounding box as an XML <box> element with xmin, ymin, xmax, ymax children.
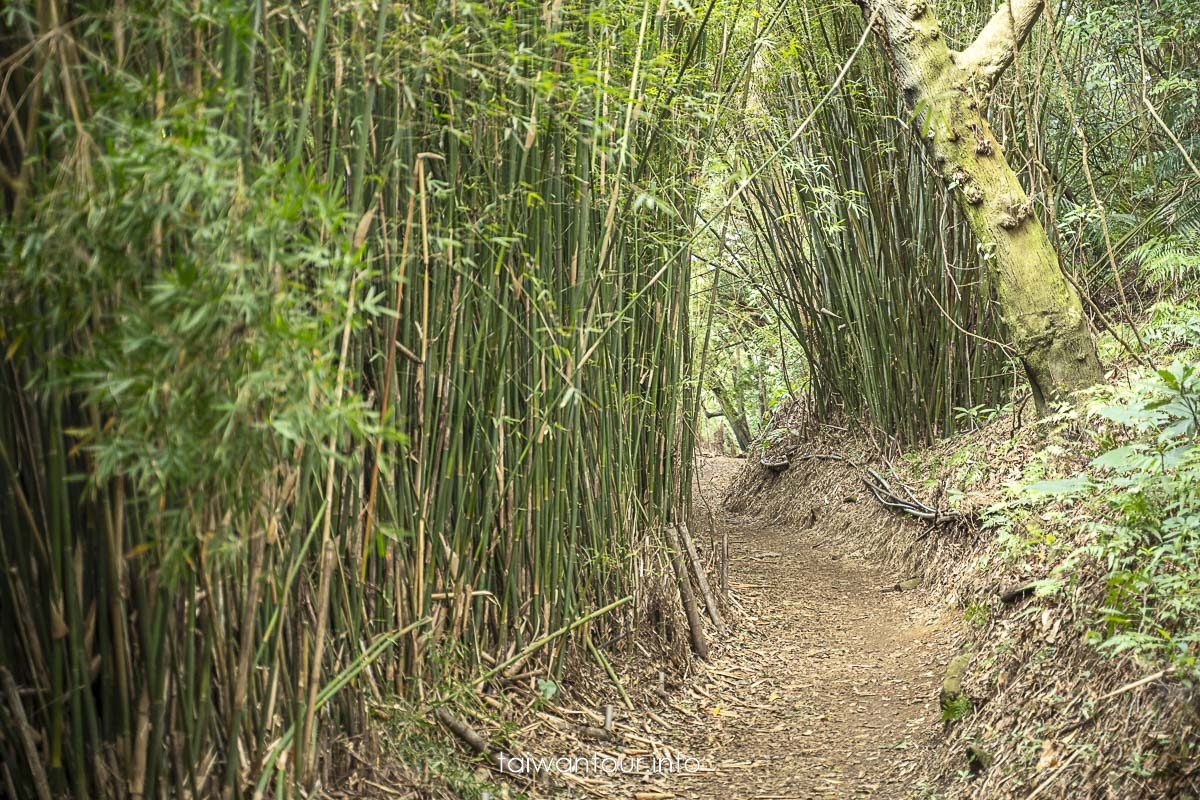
<box><xmin>0</xmin><ymin>1</ymin><xmax>716</xmax><ymax>797</ymax></box>
<box><xmin>739</xmin><ymin>8</ymin><xmax>1010</xmax><ymax>445</ymax></box>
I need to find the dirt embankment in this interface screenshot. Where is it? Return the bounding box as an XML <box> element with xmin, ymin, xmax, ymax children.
<box><xmin>723</xmin><ymin>418</ymin><xmax>1200</xmax><ymax>800</ymax></box>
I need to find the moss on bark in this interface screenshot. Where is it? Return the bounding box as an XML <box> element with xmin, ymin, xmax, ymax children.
<box><xmin>860</xmin><ymin>0</ymin><xmax>1104</xmax><ymax>409</ymax></box>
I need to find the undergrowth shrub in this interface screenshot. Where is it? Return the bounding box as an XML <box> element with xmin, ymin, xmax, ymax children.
<box><xmin>961</xmin><ymin>293</ymin><xmax>1200</xmax><ymax>684</ymax></box>
<box><xmin>1001</xmin><ymin>354</ymin><xmax>1200</xmax><ymax>678</ymax></box>
<box><xmin>1077</xmin><ymin>361</ymin><xmax>1200</xmax><ymax>674</ymax></box>
<box><xmin>1126</xmin><ymin>218</ymin><xmax>1200</xmax><ymax>292</ymax></box>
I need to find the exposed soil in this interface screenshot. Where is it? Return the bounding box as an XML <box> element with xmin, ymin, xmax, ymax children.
<box><xmin>640</xmin><ymin>455</ymin><xmax>960</xmax><ymax>799</ymax></box>
<box><xmin>407</xmin><ymin>453</ymin><xmax>964</xmax><ymax>800</ymax></box>
<box><xmin>405</xmin><ymin>437</ymin><xmax>1197</xmax><ymax>799</ymax></box>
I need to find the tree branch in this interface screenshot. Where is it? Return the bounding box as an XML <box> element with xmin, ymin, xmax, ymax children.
<box><xmin>959</xmin><ymin>0</ymin><xmax>1044</xmax><ymax>86</ymax></box>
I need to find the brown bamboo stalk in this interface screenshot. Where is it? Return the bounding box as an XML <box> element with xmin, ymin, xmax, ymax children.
<box><xmin>1</xmin><ymin>667</ymin><xmax>51</xmax><ymax>800</ymax></box>
<box><xmin>361</xmin><ymin>166</ymin><xmax>420</xmax><ymax>580</ymax></box>
<box><xmin>677</xmin><ymin>523</ymin><xmax>725</xmax><ymax>637</ymax></box>
<box><xmin>664</xmin><ymin>525</ymin><xmax>707</xmax><ymax>660</ymax></box>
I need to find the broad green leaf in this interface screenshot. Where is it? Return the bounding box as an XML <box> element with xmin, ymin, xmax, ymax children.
<box><xmin>1024</xmin><ymin>476</ymin><xmax>1093</xmax><ymax>497</ymax></box>
<box><xmin>1090</xmin><ymin>445</ymin><xmax>1141</xmax><ymax>471</ymax></box>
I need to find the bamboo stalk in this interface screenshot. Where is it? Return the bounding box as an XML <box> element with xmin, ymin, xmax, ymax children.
<box><xmin>664</xmin><ymin>525</ymin><xmax>708</xmax><ymax>660</ymax></box>
<box><xmin>472</xmin><ymin>597</ymin><xmax>634</xmax><ymax>688</ymax></box>
<box><xmin>301</xmin><ymin>269</ymin><xmax>360</xmax><ymax>785</ymax></box>
<box><xmin>586</xmin><ymin>633</ymin><xmax>634</xmax><ymax>711</ymax></box>
<box><xmin>1</xmin><ymin>668</ymin><xmax>51</xmax><ymax>800</ymax></box>
<box><xmin>677</xmin><ymin>524</ymin><xmax>725</xmax><ymax>637</ymax></box>
<box><xmin>0</xmin><ymin>3</ymin><xmax>716</xmax><ymax>797</ymax></box>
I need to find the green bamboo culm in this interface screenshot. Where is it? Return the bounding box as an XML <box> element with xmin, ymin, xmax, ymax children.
<box><xmin>0</xmin><ymin>0</ymin><xmax>718</xmax><ymax>797</ymax></box>
<box><xmin>737</xmin><ymin>6</ymin><xmax>1012</xmax><ymax>446</ymax></box>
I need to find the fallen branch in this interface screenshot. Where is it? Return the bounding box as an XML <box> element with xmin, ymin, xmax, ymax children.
<box><xmin>665</xmin><ymin>525</ymin><xmax>709</xmax><ymax>660</ymax></box>
<box><xmin>472</xmin><ymin>596</ymin><xmax>632</xmax><ymax>687</ymax></box>
<box><xmin>678</xmin><ymin>523</ymin><xmax>726</xmax><ymax>637</ymax></box>
<box><xmin>1056</xmin><ymin>667</ymin><xmax>1176</xmax><ymax>737</ymax></box>
<box><xmin>1099</xmin><ymin>668</ymin><xmax>1174</xmax><ymax>702</ymax></box>
<box><xmin>785</xmin><ymin>452</ymin><xmax>966</xmax><ymax>527</ymax></box>
<box><xmin>862</xmin><ymin>468</ymin><xmax>962</xmax><ymax>525</ymax></box>
<box><xmin>759</xmin><ymin>452</ymin><xmax>790</xmax><ymax>473</ymax></box>
<box><xmin>434</xmin><ymin>707</ymin><xmax>502</xmax><ymax>768</ymax></box>
<box><xmin>1023</xmin><ymin>746</ymin><xmax>1085</xmax><ymax>800</ymax></box>
<box><xmin>535</xmin><ymin>709</ymin><xmax>615</xmax><ymax>742</ymax></box>
<box><xmin>999</xmin><ymin>582</ymin><xmax>1038</xmax><ymax>603</ymax></box>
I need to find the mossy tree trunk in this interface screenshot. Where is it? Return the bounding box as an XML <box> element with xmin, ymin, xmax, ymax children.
<box><xmin>710</xmin><ymin>383</ymin><xmax>754</xmax><ymax>452</ymax></box>
<box><xmin>858</xmin><ymin>0</ymin><xmax>1103</xmax><ymax>409</ymax></box>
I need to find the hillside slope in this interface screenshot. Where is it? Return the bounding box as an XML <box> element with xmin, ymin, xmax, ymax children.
<box><xmin>726</xmin><ymin>303</ymin><xmax>1200</xmax><ymax>798</ymax></box>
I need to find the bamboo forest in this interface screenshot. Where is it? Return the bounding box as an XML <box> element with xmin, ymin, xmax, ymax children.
<box><xmin>1</xmin><ymin>1</ymin><xmax>1198</xmax><ymax>798</ymax></box>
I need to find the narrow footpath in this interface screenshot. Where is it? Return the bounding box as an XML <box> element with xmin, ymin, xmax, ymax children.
<box><xmin>646</xmin><ymin>456</ymin><xmax>958</xmax><ymax>799</ymax></box>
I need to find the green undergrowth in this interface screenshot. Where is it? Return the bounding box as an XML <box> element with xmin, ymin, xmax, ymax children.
<box><xmin>896</xmin><ymin>298</ymin><xmax>1200</xmax><ymax>797</ymax></box>
<box><xmin>374</xmin><ymin>694</ymin><xmax>526</xmax><ymax>800</ymax></box>
<box><xmin>910</xmin><ymin>297</ymin><xmax>1200</xmax><ymax>680</ymax></box>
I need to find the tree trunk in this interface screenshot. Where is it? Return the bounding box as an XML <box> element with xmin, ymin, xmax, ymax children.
<box><xmin>710</xmin><ymin>384</ymin><xmax>753</xmax><ymax>452</ymax></box>
<box><xmin>859</xmin><ymin>0</ymin><xmax>1103</xmax><ymax>409</ymax></box>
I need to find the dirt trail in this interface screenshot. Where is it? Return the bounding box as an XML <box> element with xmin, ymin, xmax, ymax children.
<box><xmin>651</xmin><ymin>456</ymin><xmax>958</xmax><ymax>799</ymax></box>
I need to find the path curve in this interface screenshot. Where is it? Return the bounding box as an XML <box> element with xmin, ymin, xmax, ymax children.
<box><xmin>651</xmin><ymin>456</ymin><xmax>957</xmax><ymax>799</ymax></box>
